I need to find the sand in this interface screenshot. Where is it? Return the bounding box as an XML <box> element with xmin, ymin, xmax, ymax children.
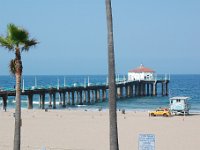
<box><xmin>0</xmin><ymin>109</ymin><xmax>200</xmax><ymax>150</ymax></box>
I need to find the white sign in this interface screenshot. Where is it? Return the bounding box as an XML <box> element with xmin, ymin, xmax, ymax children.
<box><xmin>139</xmin><ymin>134</ymin><xmax>155</xmax><ymax>150</ymax></box>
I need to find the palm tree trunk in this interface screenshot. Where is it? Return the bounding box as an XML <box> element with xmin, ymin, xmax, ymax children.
<box><xmin>105</xmin><ymin>0</ymin><xmax>119</xmax><ymax>150</ymax></box>
<box><xmin>14</xmin><ymin>47</ymin><xmax>22</xmax><ymax>150</ymax></box>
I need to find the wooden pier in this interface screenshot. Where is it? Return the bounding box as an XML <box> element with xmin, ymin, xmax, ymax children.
<box><xmin>0</xmin><ymin>79</ymin><xmax>169</xmax><ymax>109</ymax></box>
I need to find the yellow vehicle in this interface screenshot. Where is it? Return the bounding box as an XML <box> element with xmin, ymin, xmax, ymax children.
<box><xmin>149</xmin><ymin>108</ymin><xmax>171</xmax><ymax>117</ymax></box>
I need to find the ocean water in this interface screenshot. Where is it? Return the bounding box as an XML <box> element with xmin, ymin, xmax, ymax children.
<box><xmin>0</xmin><ymin>75</ymin><xmax>200</xmax><ymax>111</ymax></box>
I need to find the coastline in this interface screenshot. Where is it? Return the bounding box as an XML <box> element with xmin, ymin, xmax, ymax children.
<box><xmin>1</xmin><ymin>109</ymin><xmax>200</xmax><ymax>150</ymax></box>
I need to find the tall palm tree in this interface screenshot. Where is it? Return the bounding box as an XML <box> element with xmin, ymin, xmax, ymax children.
<box><xmin>0</xmin><ymin>23</ymin><xmax>38</xmax><ymax>150</ymax></box>
<box><xmin>105</xmin><ymin>0</ymin><xmax>119</xmax><ymax>150</ymax></box>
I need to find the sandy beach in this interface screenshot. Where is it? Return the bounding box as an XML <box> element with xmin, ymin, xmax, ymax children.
<box><xmin>0</xmin><ymin>109</ymin><xmax>200</xmax><ymax>150</ymax></box>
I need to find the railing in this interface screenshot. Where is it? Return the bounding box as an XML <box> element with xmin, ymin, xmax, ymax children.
<box><xmin>0</xmin><ymin>74</ymin><xmax>170</xmax><ymax>92</ymax></box>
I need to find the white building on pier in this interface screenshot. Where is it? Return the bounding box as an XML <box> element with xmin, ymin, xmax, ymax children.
<box><xmin>128</xmin><ymin>64</ymin><xmax>155</xmax><ymax>81</ymax></box>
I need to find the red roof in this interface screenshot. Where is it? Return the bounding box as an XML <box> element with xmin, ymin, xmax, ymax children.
<box><xmin>129</xmin><ymin>64</ymin><xmax>155</xmax><ymax>73</ymax></box>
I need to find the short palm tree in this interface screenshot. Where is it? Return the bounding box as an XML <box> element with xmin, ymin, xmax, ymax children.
<box><xmin>0</xmin><ymin>23</ymin><xmax>38</xmax><ymax>150</ymax></box>
<box><xmin>105</xmin><ymin>0</ymin><xmax>119</xmax><ymax>150</ymax></box>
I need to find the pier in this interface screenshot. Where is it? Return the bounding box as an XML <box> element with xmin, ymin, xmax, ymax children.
<box><xmin>0</xmin><ymin>79</ymin><xmax>169</xmax><ymax>109</ymax></box>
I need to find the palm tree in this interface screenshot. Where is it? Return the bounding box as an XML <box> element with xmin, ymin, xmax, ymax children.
<box><xmin>105</xmin><ymin>0</ymin><xmax>119</xmax><ymax>150</ymax></box>
<box><xmin>0</xmin><ymin>23</ymin><xmax>38</xmax><ymax>150</ymax></box>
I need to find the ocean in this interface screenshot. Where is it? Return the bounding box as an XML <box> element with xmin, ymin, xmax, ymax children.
<box><xmin>0</xmin><ymin>75</ymin><xmax>200</xmax><ymax>112</ymax></box>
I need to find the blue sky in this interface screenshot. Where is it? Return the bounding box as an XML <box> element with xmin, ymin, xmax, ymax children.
<box><xmin>0</xmin><ymin>0</ymin><xmax>200</xmax><ymax>75</ymax></box>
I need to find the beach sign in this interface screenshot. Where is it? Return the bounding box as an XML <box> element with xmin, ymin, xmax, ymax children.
<box><xmin>139</xmin><ymin>134</ymin><xmax>155</xmax><ymax>150</ymax></box>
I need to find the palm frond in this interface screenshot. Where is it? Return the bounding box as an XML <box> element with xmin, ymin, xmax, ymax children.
<box><xmin>7</xmin><ymin>23</ymin><xmax>29</xmax><ymax>45</ymax></box>
<box><xmin>0</xmin><ymin>36</ymin><xmax>14</xmax><ymax>50</ymax></box>
<box><xmin>9</xmin><ymin>59</ymin><xmax>16</xmax><ymax>76</ymax></box>
<box><xmin>7</xmin><ymin>24</ymin><xmax>18</xmax><ymax>37</ymax></box>
<box><xmin>22</xmin><ymin>39</ymin><xmax>38</xmax><ymax>51</ymax></box>
<box><xmin>1</xmin><ymin>23</ymin><xmax>39</xmax><ymax>51</ymax></box>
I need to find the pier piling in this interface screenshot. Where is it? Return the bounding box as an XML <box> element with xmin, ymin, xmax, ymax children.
<box><xmin>28</xmin><ymin>94</ymin><xmax>33</xmax><ymax>109</ymax></box>
<box><xmin>53</xmin><ymin>93</ymin><xmax>56</xmax><ymax>109</ymax></box>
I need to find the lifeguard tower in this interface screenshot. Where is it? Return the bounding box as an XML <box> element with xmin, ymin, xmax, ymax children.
<box><xmin>169</xmin><ymin>96</ymin><xmax>191</xmax><ymax>115</ymax></box>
